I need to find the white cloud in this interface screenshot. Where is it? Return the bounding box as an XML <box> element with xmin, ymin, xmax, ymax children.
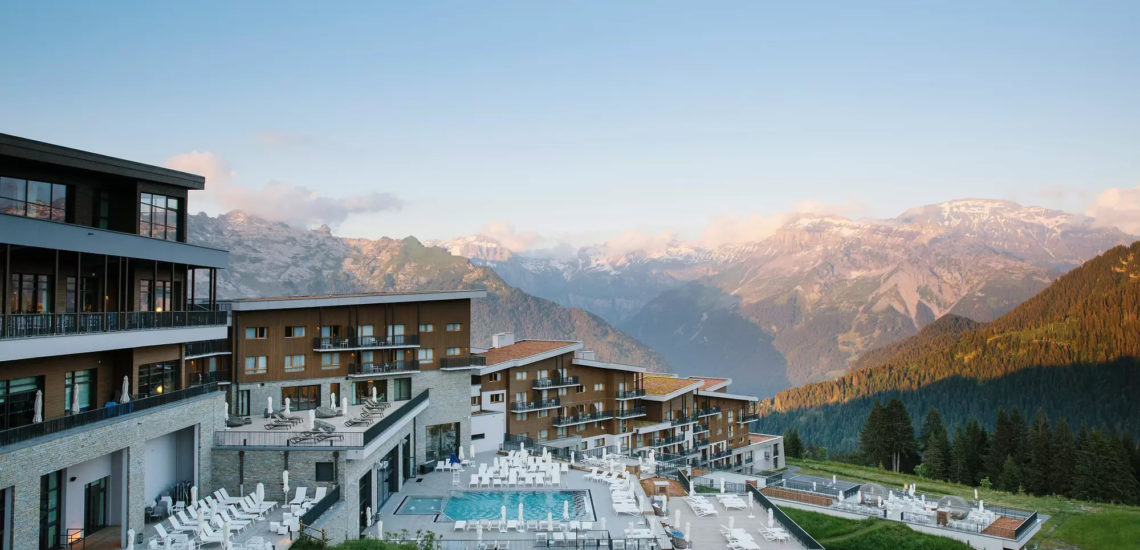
<box><xmin>254</xmin><ymin>131</ymin><xmax>310</xmax><ymax>149</ymax></box>
<box><xmin>165</xmin><ymin>151</ymin><xmax>402</xmax><ymax>229</ymax></box>
<box><xmin>699</xmin><ymin>198</ymin><xmax>872</xmax><ymax>248</ymax></box>
<box><xmin>1086</xmin><ymin>185</ymin><xmax>1140</xmax><ymax>235</ymax></box>
<box><xmin>476</xmin><ymin>221</ymin><xmax>539</xmax><ymax>252</ymax></box>
<box><xmin>601</xmin><ymin>230</ymin><xmax>679</xmax><ymax>257</ymax></box>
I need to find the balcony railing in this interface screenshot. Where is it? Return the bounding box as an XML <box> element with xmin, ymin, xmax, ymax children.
<box><xmin>709</xmin><ymin>449</ymin><xmax>733</xmax><ymax>460</ymax></box>
<box><xmin>695</xmin><ymin>437</ymin><xmax>710</xmax><ymax>448</ymax></box>
<box><xmin>616</xmin><ymin>406</ymin><xmax>647</xmax><ymax>419</ymax></box>
<box><xmin>312</xmin><ymin>334</ymin><xmax>419</xmax><ymax>351</ymax></box>
<box><xmin>0</xmin><ymin>310</ymin><xmax>227</xmax><ymax>340</ymax></box>
<box><xmin>185</xmin><ymin>339</ymin><xmax>231</xmax><ymax>358</ymax></box>
<box><xmin>300</xmin><ymin>484</ymin><xmax>340</xmax><ymax>527</ymax></box>
<box><xmin>696</xmin><ymin>406</ymin><xmax>721</xmax><ymax>418</ymax></box>
<box><xmin>647</xmin><ymin>435</ymin><xmax>684</xmax><ymax>448</ymax></box>
<box><xmin>693</xmin><ymin>423</ymin><xmax>710</xmax><ymax>435</ymax></box>
<box><xmin>671</xmin><ymin>414</ymin><xmax>697</xmax><ymax>426</ymax></box>
<box><xmin>533</xmin><ymin>376</ymin><xmax>579</xmax><ymax>389</ymax></box>
<box><xmin>439</xmin><ymin>355</ymin><xmax>486</xmax><ymax>369</ymax></box>
<box><xmin>1</xmin><ymin>382</ymin><xmax>219</xmax><ymax>447</ymax></box>
<box><xmin>552</xmin><ymin>410</ymin><xmax>613</xmax><ymax>427</ymax></box>
<box><xmin>510</xmin><ymin>398</ymin><xmax>560</xmax><ymax>412</ymax></box>
<box><xmin>190</xmin><ymin>369</ymin><xmax>232</xmax><ymax>385</ymax></box>
<box><xmin>615</xmin><ymin>389</ymin><xmax>646</xmax><ymax>400</ymax></box>
<box><xmin>737</xmin><ymin>413</ymin><xmax>760</xmax><ymax>424</ymax></box>
<box><xmin>348</xmin><ymin>361</ymin><xmax>419</xmax><ymax>377</ymax></box>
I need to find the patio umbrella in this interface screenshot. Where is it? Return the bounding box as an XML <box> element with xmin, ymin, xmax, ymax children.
<box><xmin>459</xmin><ymin>446</ymin><xmax>466</xmax><ymax>463</ymax></box>
<box><xmin>119</xmin><ymin>376</ymin><xmax>130</xmax><ymax>404</ymax></box>
<box><xmin>267</xmin><ymin>396</ymin><xmax>273</xmax><ymax>415</ymax></box>
<box><xmin>330</xmin><ymin>392</ymin><xmax>337</xmax><ymax>412</ymax></box>
<box><xmin>720</xmin><ymin>477</ymin><xmax>726</xmax><ymax>494</ymax></box>
<box><xmin>32</xmin><ymin>390</ymin><xmax>43</xmax><ymax>423</ymax></box>
<box><xmin>256</xmin><ymin>483</ymin><xmax>264</xmax><ymax>502</ymax></box>
<box><xmin>768</xmin><ymin>508</ymin><xmax>774</xmax><ymax>527</ymax></box>
<box><xmin>974</xmin><ymin>488</ymin><xmax>978</xmax><ymax>500</ymax></box>
<box><xmin>342</xmin><ymin>397</ymin><xmax>349</xmax><ymax>416</ymax></box>
<box><xmin>282</xmin><ymin>470</ymin><xmax>290</xmax><ymax>494</ymax></box>
<box><xmin>978</xmin><ymin>500</ymin><xmax>984</xmax><ymax>513</ymax></box>
<box><xmin>570</xmin><ymin>451</ymin><xmax>575</xmax><ymax>466</ymax></box>
<box><xmin>520</xmin><ymin>441</ymin><xmax>525</xmax><ymax>452</ymax></box>
<box><xmin>376</xmin><ymin>520</ymin><xmax>383</xmax><ymax>540</ymax></box>
<box><xmin>366</xmin><ymin>507</ymin><xmax>373</xmax><ymax>527</ymax></box>
<box><xmin>191</xmin><ymin>486</ymin><xmax>198</xmax><ymax>503</ymax></box>
<box><xmin>284</xmin><ymin>398</ymin><xmax>291</xmax><ymax>415</ymax></box>
<box><xmin>371</xmin><ymin>386</ymin><xmax>377</xmax><ymax>401</ymax></box>
<box><xmin>547</xmin><ymin>511</ymin><xmax>554</xmax><ymax>531</ymax></box>
<box><xmin>470</xmin><ymin>443</ymin><xmax>476</xmax><ymax>461</ymax></box>
<box><xmin>222</xmin><ymin>518</ymin><xmax>231</xmax><ymax>549</ymax></box>
<box><xmin>748</xmin><ymin>492</ymin><xmax>755</xmax><ymax>519</ymax></box>
<box><xmin>563</xmin><ymin>500</ymin><xmax>569</xmax><ymax>521</ymax></box>
<box><xmin>70</xmin><ymin>384</ymin><xmax>80</xmax><ymax>413</ymax></box>
<box><xmin>502</xmin><ymin>505</ymin><xmax>507</xmax><ymax>526</ymax></box>
<box><xmin>674</xmin><ymin>510</ymin><xmax>680</xmax><ymax>528</ymax></box>
<box><xmin>684</xmin><ymin>522</ymin><xmax>691</xmax><ymax>542</ymax></box>
<box><xmin>308</xmin><ymin>409</ymin><xmax>315</xmax><ymax>430</ymax></box>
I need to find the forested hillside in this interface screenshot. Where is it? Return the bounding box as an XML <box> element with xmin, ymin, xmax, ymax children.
<box><xmin>756</xmin><ymin>242</ymin><xmax>1140</xmax><ymax>451</ymax></box>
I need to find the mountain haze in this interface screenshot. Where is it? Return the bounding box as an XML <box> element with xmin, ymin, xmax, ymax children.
<box><xmin>189</xmin><ymin>212</ymin><xmax>668</xmax><ymax>370</ymax></box>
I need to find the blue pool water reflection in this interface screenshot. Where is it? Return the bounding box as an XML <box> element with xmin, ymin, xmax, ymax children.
<box><xmin>440</xmin><ymin>490</ymin><xmax>594</xmax><ymax>521</ymax></box>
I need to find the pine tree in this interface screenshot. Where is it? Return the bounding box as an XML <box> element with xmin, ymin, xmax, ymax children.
<box><xmin>784</xmin><ymin>428</ymin><xmax>804</xmax><ymax>459</ymax></box>
<box><xmin>988</xmin><ymin>409</ymin><xmax>1017</xmax><ymax>479</ymax></box>
<box><xmin>883</xmin><ymin>398</ymin><xmax>918</xmax><ymax>473</ymax></box>
<box><xmin>950</xmin><ymin>426</ymin><xmax>970</xmax><ymax>485</ymax></box>
<box><xmin>964</xmin><ymin>418</ymin><xmax>989</xmax><ymax>486</ymax></box>
<box><xmin>919</xmin><ymin>409</ymin><xmax>950</xmax><ymax>480</ymax></box>
<box><xmin>859</xmin><ymin>400</ymin><xmax>889</xmax><ymax>469</ymax></box>
<box><xmin>1009</xmin><ymin>408</ymin><xmax>1029</xmax><ymax>464</ymax></box>
<box><xmin>997</xmin><ymin>455</ymin><xmax>1023</xmax><ymax>493</ymax></box>
<box><xmin>1051</xmin><ymin>419</ymin><xmax>1076</xmax><ymax>497</ymax></box>
<box><xmin>1025</xmin><ymin>409</ymin><xmax>1052</xmax><ymax>496</ymax></box>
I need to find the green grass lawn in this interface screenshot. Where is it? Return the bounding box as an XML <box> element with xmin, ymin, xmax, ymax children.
<box><xmin>784</xmin><ymin>507</ymin><xmax>973</xmax><ymax>550</ymax></box>
<box><xmin>787</xmin><ymin>458</ymin><xmax>1140</xmax><ymax>549</ymax></box>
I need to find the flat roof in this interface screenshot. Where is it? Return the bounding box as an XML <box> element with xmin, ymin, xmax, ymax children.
<box><xmin>696</xmin><ymin>389</ymin><xmax>758</xmax><ymax>402</ymax></box>
<box><xmin>476</xmin><ymin>340</ymin><xmax>581</xmax><ymax>373</ymax></box>
<box><xmin>227</xmin><ymin>289</ymin><xmax>486</xmax><ymax>311</ymax></box>
<box><xmin>642</xmin><ymin>374</ymin><xmax>702</xmax><ymax>399</ymax></box>
<box><xmin>0</xmin><ymin>133</ymin><xmax>206</xmax><ymax>189</ymax></box>
<box><xmin>691</xmin><ymin>377</ymin><xmax>731</xmax><ymax>391</ymax></box>
<box><xmin>571</xmin><ymin>357</ymin><xmax>647</xmax><ymax>374</ymax></box>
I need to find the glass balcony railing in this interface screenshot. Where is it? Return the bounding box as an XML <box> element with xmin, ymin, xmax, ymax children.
<box><xmin>348</xmin><ymin>361</ymin><xmax>420</xmax><ymax>376</ymax></box>
<box><xmin>438</xmin><ymin>355</ymin><xmax>486</xmax><ymax>368</ymax></box>
<box><xmin>312</xmin><ymin>334</ymin><xmax>419</xmax><ymax>350</ymax></box>
<box><xmin>1</xmin><ymin>310</ymin><xmax>227</xmax><ymax>339</ymax></box>
<box><xmin>696</xmin><ymin>406</ymin><xmax>721</xmax><ymax>417</ymax></box>
<box><xmin>615</xmin><ymin>388</ymin><xmax>646</xmax><ymax>399</ymax></box>
<box><xmin>552</xmin><ymin>410</ymin><xmax>613</xmax><ymax>426</ymax></box>
<box><xmin>533</xmin><ymin>376</ymin><xmax>579</xmax><ymax>389</ymax></box>
<box><xmin>616</xmin><ymin>406</ymin><xmax>647</xmax><ymax>419</ymax></box>
<box><xmin>510</xmin><ymin>398</ymin><xmax>560</xmax><ymax>412</ymax></box>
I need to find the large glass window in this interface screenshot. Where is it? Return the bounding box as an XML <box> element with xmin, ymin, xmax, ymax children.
<box><xmin>0</xmin><ymin>376</ymin><xmax>42</xmax><ymax>429</ymax></box>
<box><xmin>40</xmin><ymin>471</ymin><xmax>62</xmax><ymax>550</ymax></box>
<box><xmin>64</xmin><ymin>369</ymin><xmax>96</xmax><ymax>413</ymax></box>
<box><xmin>281</xmin><ymin>385</ymin><xmax>320</xmax><ymax>410</ymax></box>
<box><xmin>138</xmin><ymin>193</ymin><xmax>180</xmax><ymax>241</ymax></box>
<box><xmin>354</xmin><ymin>380</ymin><xmax>385</xmax><ymax>404</ymax></box>
<box><xmin>137</xmin><ymin>361</ymin><xmax>178</xmax><ymax>397</ymax></box>
<box><xmin>425</xmin><ymin>422</ymin><xmax>459</xmax><ymax>464</ymax></box>
<box><xmin>244</xmin><ymin>356</ymin><xmax>267</xmax><ymax>374</ymax></box>
<box><xmin>0</xmin><ymin>177</ymin><xmax>66</xmax><ymax>221</ymax></box>
<box><xmin>392</xmin><ymin>378</ymin><xmax>411</xmax><ymax>401</ymax></box>
<box><xmin>8</xmin><ymin>273</ymin><xmax>52</xmax><ymax>314</ymax></box>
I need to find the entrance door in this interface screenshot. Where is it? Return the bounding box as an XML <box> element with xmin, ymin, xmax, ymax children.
<box><xmin>358</xmin><ymin>471</ymin><xmax>372</xmax><ymax>533</ymax></box>
<box><xmin>83</xmin><ymin>477</ymin><xmax>108</xmax><ymax>534</ymax></box>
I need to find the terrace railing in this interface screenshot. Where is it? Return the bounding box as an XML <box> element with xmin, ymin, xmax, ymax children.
<box><xmin>736</xmin><ymin>412</ymin><xmax>760</xmax><ymax>424</ymax></box>
<box><xmin>185</xmin><ymin>338</ymin><xmax>231</xmax><ymax>358</ymax></box>
<box><xmin>747</xmin><ymin>485</ymin><xmax>825</xmax><ymax>549</ymax></box>
<box><xmin>696</xmin><ymin>406</ymin><xmax>721</xmax><ymax>417</ymax></box>
<box><xmin>300</xmin><ymin>485</ymin><xmax>340</xmax><ymax>526</ymax></box>
<box><xmin>439</xmin><ymin>355</ymin><xmax>486</xmax><ymax>368</ymax></box>
<box><xmin>1</xmin><ymin>382</ymin><xmax>219</xmax><ymax>447</ymax></box>
<box><xmin>693</xmin><ymin>423</ymin><xmax>710</xmax><ymax>435</ymax></box>
<box><xmin>312</xmin><ymin>334</ymin><xmax>419</xmax><ymax>350</ymax></box>
<box><xmin>615</xmin><ymin>406</ymin><xmax>646</xmax><ymax>419</ymax></box>
<box><xmin>1</xmin><ymin>310</ymin><xmax>227</xmax><ymax>339</ymax></box>
<box><xmin>510</xmin><ymin>398</ymin><xmax>560</xmax><ymax>412</ymax></box>
<box><xmin>533</xmin><ymin>375</ymin><xmax>580</xmax><ymax>389</ymax></box>
<box><xmin>348</xmin><ymin>361</ymin><xmax>419</xmax><ymax>376</ymax></box>
<box><xmin>190</xmin><ymin>368</ymin><xmax>231</xmax><ymax>385</ymax></box>
<box><xmin>552</xmin><ymin>410</ymin><xmax>613</xmax><ymax>426</ymax></box>
<box><xmin>615</xmin><ymin>388</ymin><xmax>646</xmax><ymax>399</ymax></box>
<box><xmin>647</xmin><ymin>435</ymin><xmax>685</xmax><ymax>448</ymax></box>
<box><xmin>671</xmin><ymin>414</ymin><xmax>697</xmax><ymax>426</ymax></box>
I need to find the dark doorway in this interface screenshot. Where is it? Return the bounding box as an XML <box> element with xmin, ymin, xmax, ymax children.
<box><xmin>83</xmin><ymin>477</ymin><xmax>108</xmax><ymax>534</ymax></box>
<box><xmin>358</xmin><ymin>471</ymin><xmax>372</xmax><ymax>533</ymax></box>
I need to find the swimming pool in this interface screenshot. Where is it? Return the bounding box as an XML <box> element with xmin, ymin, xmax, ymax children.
<box><xmin>440</xmin><ymin>490</ymin><xmax>594</xmax><ymax>521</ymax></box>
<box><xmin>398</xmin><ymin>496</ymin><xmax>444</xmax><ymax>515</ymax></box>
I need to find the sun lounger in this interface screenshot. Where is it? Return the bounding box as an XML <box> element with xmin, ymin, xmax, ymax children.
<box><xmin>167</xmin><ymin>515</ymin><xmax>196</xmax><ymax>533</ymax></box>
<box><xmin>344</xmin><ymin>416</ymin><xmax>372</xmax><ymax>427</ymax></box>
<box><xmin>217</xmin><ymin>488</ymin><xmax>244</xmax><ymax>505</ymax></box>
<box><xmin>454</xmin><ymin>520</ymin><xmax>467</xmax><ymax>531</ymax></box>
<box><xmin>289</xmin><ymin>487</ymin><xmax>308</xmax><ymax>506</ymax></box>
<box><xmin>198</xmin><ymin>522</ymin><xmax>228</xmax><ymax>545</ymax></box>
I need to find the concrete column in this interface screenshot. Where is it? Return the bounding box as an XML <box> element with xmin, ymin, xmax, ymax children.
<box><xmin>126</xmin><ymin>443</ymin><xmax>146</xmax><ymax>548</ymax></box>
<box><xmin>395</xmin><ymin>441</ymin><xmax>404</xmax><ymax>492</ymax></box>
<box><xmin>11</xmin><ymin>476</ymin><xmax>39</xmax><ymax>550</ymax></box>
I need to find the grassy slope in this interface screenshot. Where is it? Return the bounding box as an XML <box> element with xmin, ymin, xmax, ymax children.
<box><xmin>783</xmin><ymin>507</ymin><xmax>971</xmax><ymax>550</ymax></box>
<box><xmin>787</xmin><ymin>458</ymin><xmax>1140</xmax><ymax>549</ymax></box>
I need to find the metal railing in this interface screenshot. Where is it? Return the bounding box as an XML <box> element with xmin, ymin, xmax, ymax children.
<box><xmin>533</xmin><ymin>376</ymin><xmax>580</xmax><ymax>389</ymax></box>
<box><xmin>348</xmin><ymin>361</ymin><xmax>419</xmax><ymax>376</ymax></box>
<box><xmin>190</xmin><ymin>369</ymin><xmax>231</xmax><ymax>385</ymax></box>
<box><xmin>737</xmin><ymin>412</ymin><xmax>760</xmax><ymax>424</ymax></box>
<box><xmin>696</xmin><ymin>406</ymin><xmax>721</xmax><ymax>417</ymax></box>
<box><xmin>671</xmin><ymin>414</ymin><xmax>697</xmax><ymax>426</ymax></box>
<box><xmin>1015</xmin><ymin>511</ymin><xmax>1039</xmax><ymax>540</ymax></box>
<box><xmin>693</xmin><ymin>423</ymin><xmax>710</xmax><ymax>434</ymax></box>
<box><xmin>510</xmin><ymin>398</ymin><xmax>560</xmax><ymax>412</ymax></box>
<box><xmin>300</xmin><ymin>485</ymin><xmax>340</xmax><ymax>526</ymax></box>
<box><xmin>615</xmin><ymin>388</ymin><xmax>646</xmax><ymax>399</ymax></box>
<box><xmin>439</xmin><ymin>355</ymin><xmax>487</xmax><ymax>368</ymax></box>
<box><xmin>0</xmin><ymin>310</ymin><xmax>227</xmax><ymax>339</ymax></box>
<box><xmin>616</xmin><ymin>406</ymin><xmax>646</xmax><ymax>419</ymax></box>
<box><xmin>647</xmin><ymin>436</ymin><xmax>685</xmax><ymax>448</ymax></box>
<box><xmin>709</xmin><ymin>449</ymin><xmax>732</xmax><ymax>460</ymax></box>
<box><xmin>552</xmin><ymin>410</ymin><xmax>613</xmax><ymax>427</ymax></box>
<box><xmin>376</xmin><ymin>532</ymin><xmax>659</xmax><ymax>550</ymax></box>
<box><xmin>185</xmin><ymin>338</ymin><xmax>231</xmax><ymax>358</ymax></box>
<box><xmin>361</xmin><ymin>390</ymin><xmax>428</xmax><ymax>447</ymax></box>
<box><xmin>1</xmin><ymin>383</ymin><xmax>219</xmax><ymax>447</ymax></box>
<box><xmin>312</xmin><ymin>334</ymin><xmax>419</xmax><ymax>350</ymax></box>
<box><xmin>694</xmin><ymin>437</ymin><xmax>710</xmax><ymax>448</ymax></box>
<box><xmin>747</xmin><ymin>485</ymin><xmax>825</xmax><ymax>549</ymax></box>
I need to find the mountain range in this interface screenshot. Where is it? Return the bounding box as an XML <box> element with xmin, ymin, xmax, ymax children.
<box><xmin>187</xmin><ymin>212</ymin><xmax>668</xmax><ymax>370</ymax></box>
<box><xmin>434</xmin><ymin>199</ymin><xmax>1133</xmax><ymax>396</ymax></box>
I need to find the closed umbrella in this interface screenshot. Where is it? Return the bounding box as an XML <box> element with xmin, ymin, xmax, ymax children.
<box><xmin>330</xmin><ymin>392</ymin><xmax>337</xmax><ymax>412</ymax></box>
<box><xmin>470</xmin><ymin>443</ymin><xmax>476</xmax><ymax>462</ymax></box>
<box><xmin>720</xmin><ymin>477</ymin><xmax>726</xmax><ymax>494</ymax></box>
<box><xmin>674</xmin><ymin>509</ymin><xmax>680</xmax><ymax>528</ymax></box>
<box><xmin>501</xmin><ymin>505</ymin><xmax>507</xmax><ymax>526</ymax></box>
<box><xmin>476</xmin><ymin>523</ymin><xmax>483</xmax><ymax>541</ymax></box>
<box><xmin>120</xmin><ymin>376</ymin><xmax>130</xmax><ymax>404</ymax></box>
<box><xmin>371</xmin><ymin>386</ymin><xmax>377</xmax><ymax>401</ymax></box>
<box><xmin>342</xmin><ymin>397</ymin><xmax>349</xmax><ymax>416</ymax></box>
<box><xmin>684</xmin><ymin>521</ymin><xmax>691</xmax><ymax>543</ymax></box>
<box><xmin>308</xmin><ymin>409</ymin><xmax>315</xmax><ymax>430</ymax></box>
<box><xmin>282</xmin><ymin>470</ymin><xmax>290</xmax><ymax>494</ymax></box>
<box><xmin>518</xmin><ymin>501</ymin><xmax>524</xmax><ymax>524</ymax></box>
<box><xmin>70</xmin><ymin>384</ymin><xmax>81</xmax><ymax>414</ymax></box>
<box><xmin>191</xmin><ymin>486</ymin><xmax>198</xmax><ymax>504</ymax></box>
<box><xmin>748</xmin><ymin>492</ymin><xmax>755</xmax><ymax>519</ymax></box>
<box><xmin>32</xmin><ymin>390</ymin><xmax>43</xmax><ymax>423</ymax></box>
<box><xmin>547</xmin><ymin>511</ymin><xmax>554</xmax><ymax>531</ymax></box>
<box><xmin>570</xmin><ymin>451</ymin><xmax>575</xmax><ymax>466</ymax></box>
<box><xmin>256</xmin><ymin>483</ymin><xmax>265</xmax><ymax>502</ymax></box>
<box><xmin>366</xmin><ymin>507</ymin><xmax>373</xmax><ymax>527</ymax></box>
<box><xmin>222</xmin><ymin>519</ymin><xmax>231</xmax><ymax>549</ymax></box>
<box><xmin>459</xmin><ymin>446</ymin><xmax>466</xmax><ymax>463</ymax></box>
<box><xmin>563</xmin><ymin>500</ymin><xmax>569</xmax><ymax>521</ymax></box>
<box><xmin>267</xmin><ymin>396</ymin><xmax>273</xmax><ymax>415</ymax></box>
<box><xmin>768</xmin><ymin>507</ymin><xmax>774</xmax><ymax>527</ymax></box>
<box><xmin>284</xmin><ymin>398</ymin><xmax>291</xmax><ymax>415</ymax></box>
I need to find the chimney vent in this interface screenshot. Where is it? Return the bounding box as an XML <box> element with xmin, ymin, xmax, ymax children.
<box><xmin>491</xmin><ymin>332</ymin><xmax>515</xmax><ymax>348</ymax></box>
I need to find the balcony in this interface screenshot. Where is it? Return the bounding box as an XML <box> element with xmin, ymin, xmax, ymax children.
<box><xmin>348</xmin><ymin>361</ymin><xmax>420</xmax><ymax>377</ymax></box>
<box><xmin>552</xmin><ymin>410</ymin><xmax>613</xmax><ymax>427</ymax></box>
<box><xmin>709</xmin><ymin>449</ymin><xmax>733</xmax><ymax>461</ymax></box>
<box><xmin>312</xmin><ymin>334</ymin><xmax>419</xmax><ymax>351</ymax></box>
<box><xmin>1</xmin><ymin>310</ymin><xmax>227</xmax><ymax>340</ymax></box>
<box><xmin>189</xmin><ymin>368</ymin><xmax>232</xmax><ymax>385</ymax></box>
<box><xmin>693</xmin><ymin>423</ymin><xmax>710</xmax><ymax>435</ymax></box>
<box><xmin>510</xmin><ymin>398</ymin><xmax>560</xmax><ymax>412</ymax></box>
<box><xmin>671</xmin><ymin>414</ymin><xmax>697</xmax><ymax>426</ymax></box>
<box><xmin>185</xmin><ymin>339</ymin><xmax>231</xmax><ymax>359</ymax></box>
<box><xmin>439</xmin><ymin>355</ymin><xmax>487</xmax><ymax>369</ymax></box>
<box><xmin>696</xmin><ymin>406</ymin><xmax>721</xmax><ymax>418</ymax></box>
<box><xmin>615</xmin><ymin>389</ymin><xmax>646</xmax><ymax>400</ymax></box>
<box><xmin>1</xmin><ymin>383</ymin><xmax>220</xmax><ymax>447</ymax></box>
<box><xmin>616</xmin><ymin>406</ymin><xmax>646</xmax><ymax>419</ymax></box>
<box><xmin>737</xmin><ymin>413</ymin><xmax>760</xmax><ymax>424</ymax></box>
<box><xmin>695</xmin><ymin>437</ymin><xmax>710</xmax><ymax>448</ymax></box>
<box><xmin>533</xmin><ymin>376</ymin><xmax>579</xmax><ymax>390</ymax></box>
<box><xmin>647</xmin><ymin>435</ymin><xmax>685</xmax><ymax>448</ymax></box>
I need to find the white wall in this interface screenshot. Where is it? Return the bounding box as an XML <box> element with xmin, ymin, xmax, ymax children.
<box><xmin>471</xmin><ymin>411</ymin><xmax>504</xmax><ymax>454</ymax></box>
<box><xmin>144</xmin><ymin>428</ymin><xmax>196</xmax><ymax>504</ymax></box>
<box><xmin>63</xmin><ymin>454</ymin><xmax>112</xmax><ymax>532</ymax></box>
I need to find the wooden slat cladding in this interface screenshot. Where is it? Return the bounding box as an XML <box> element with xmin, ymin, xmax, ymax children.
<box><xmin>231</xmin><ymin>298</ymin><xmax>471</xmax><ymax>383</ymax></box>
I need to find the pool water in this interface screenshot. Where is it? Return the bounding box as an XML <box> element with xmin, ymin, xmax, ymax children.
<box><xmin>441</xmin><ymin>490</ymin><xmax>594</xmax><ymax>521</ymax></box>
<box><xmin>399</xmin><ymin>496</ymin><xmax>445</xmax><ymax>514</ymax></box>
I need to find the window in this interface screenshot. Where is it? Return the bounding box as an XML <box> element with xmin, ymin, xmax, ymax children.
<box><xmin>282</xmin><ymin>385</ymin><xmax>321</xmax><ymax>410</ymax></box>
<box><xmin>0</xmin><ymin>177</ymin><xmax>66</xmax><ymax>221</ymax></box>
<box><xmin>315</xmin><ymin>462</ymin><xmax>335</xmax><ymax>482</ymax></box>
<box><xmin>419</xmin><ymin>323</ymin><xmax>434</xmax><ymax>332</ymax></box>
<box><xmin>358</xmin><ymin>324</ymin><xmax>375</xmax><ymax>345</ymax></box>
<box><xmin>446</xmin><ymin>323</ymin><xmax>463</xmax><ymax>332</ymax></box>
<box><xmin>515</xmin><ymin>413</ymin><xmax>527</xmax><ymax>421</ymax></box>
<box><xmin>95</xmin><ymin>190</ymin><xmax>110</xmax><ymax>229</ymax></box>
<box><xmin>514</xmin><ymin>392</ymin><xmax>527</xmax><ymax>403</ymax></box>
<box><xmin>446</xmin><ymin>347</ymin><xmax>461</xmax><ymax>356</ymax></box>
<box><xmin>417</xmin><ymin>349</ymin><xmax>433</xmax><ymax>363</ymax></box>
<box><xmin>64</xmin><ymin>369</ymin><xmax>95</xmax><ymax>413</ymax></box>
<box><xmin>8</xmin><ymin>273</ymin><xmax>51</xmax><ymax>313</ymax></box>
<box><xmin>245</xmin><ymin>356</ymin><xmax>267</xmax><ymax>374</ymax></box>
<box><xmin>558</xmin><ymin>387</ymin><xmax>568</xmax><ymax>397</ymax></box>
<box><xmin>321</xmin><ymin>353</ymin><xmax>340</xmax><ymax>370</ymax></box>
<box><xmin>425</xmin><ymin>422</ymin><xmax>459</xmax><ymax>463</ymax></box>
<box><xmin>392</xmin><ymin>378</ymin><xmax>411</xmax><ymax>401</ymax></box>
<box><xmin>237</xmin><ymin>390</ymin><xmax>250</xmax><ymax>416</ymax></box>
<box><xmin>354</xmin><ymin>380</ymin><xmax>385</xmax><ymax>404</ymax></box>
<box><xmin>0</xmin><ymin>376</ymin><xmax>42</xmax><ymax>430</ymax></box>
<box><xmin>284</xmin><ymin>355</ymin><xmax>306</xmax><ymax>372</ymax></box>
<box><xmin>470</xmin><ymin>396</ymin><xmax>480</xmax><ymax>407</ymax></box>
<box><xmin>515</xmin><ymin>371</ymin><xmax>528</xmax><ymax>381</ymax></box>
<box><xmin>387</xmin><ymin>324</ymin><xmax>406</xmax><ymax>344</ymax></box>
<box><xmin>538</xmin><ymin>429</ymin><xmax>548</xmax><ymax>440</ymax></box>
<box><xmin>490</xmin><ymin>393</ymin><xmax>504</xmax><ymax>403</ymax></box>
<box><xmin>138</xmin><ymin>361</ymin><xmax>178</xmax><ymax>397</ymax></box>
<box><xmin>593</xmin><ymin>383</ymin><xmax>605</xmax><ymax>391</ymax></box>
<box><xmin>538</xmin><ymin>410</ymin><xmax>549</xmax><ymax>418</ymax></box>
<box><xmin>488</xmin><ymin>373</ymin><xmax>502</xmax><ymax>382</ymax></box>
<box><xmin>138</xmin><ymin>192</ymin><xmax>180</xmax><ymax>240</ymax></box>
<box><xmin>285</xmin><ymin>326</ymin><xmax>305</xmax><ymax>338</ymax></box>
<box><xmin>245</xmin><ymin>327</ymin><xmax>267</xmax><ymax>339</ymax></box>
<box><xmin>472</xmin><ymin>433</ymin><xmax>486</xmax><ymax>441</ymax></box>
<box><xmin>557</xmin><ymin>427</ymin><xmax>567</xmax><ymax>438</ymax></box>
<box><xmin>576</xmin><ymin>385</ymin><xmax>586</xmax><ymax>394</ymax></box>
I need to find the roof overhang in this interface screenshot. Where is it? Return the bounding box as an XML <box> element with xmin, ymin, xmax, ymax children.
<box><xmin>641</xmin><ymin>381</ymin><xmax>702</xmax><ymax>402</ymax></box>
<box><xmin>228</xmin><ymin>290</ymin><xmax>486</xmax><ymax>311</ymax></box>
<box><xmin>695</xmin><ymin>378</ymin><xmax>731</xmax><ymax>391</ymax></box>
<box><xmin>0</xmin><ymin>133</ymin><xmax>206</xmax><ymax>189</ymax></box>
<box><xmin>696</xmin><ymin>390</ymin><xmax>758</xmax><ymax>402</ymax></box>
<box><xmin>477</xmin><ymin>342</ymin><xmax>582</xmax><ymax>375</ymax></box>
<box><xmin>571</xmin><ymin>358</ymin><xmax>647</xmax><ymax>373</ymax></box>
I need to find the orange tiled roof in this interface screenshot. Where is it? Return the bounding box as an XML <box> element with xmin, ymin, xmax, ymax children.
<box><xmin>749</xmin><ymin>434</ymin><xmax>776</xmax><ymax>444</ymax></box>
<box><xmin>691</xmin><ymin>377</ymin><xmax>728</xmax><ymax>390</ymax></box>
<box><xmin>476</xmin><ymin>340</ymin><xmax>575</xmax><ymax>366</ymax></box>
<box><xmin>643</xmin><ymin>374</ymin><xmax>700</xmax><ymax>396</ymax></box>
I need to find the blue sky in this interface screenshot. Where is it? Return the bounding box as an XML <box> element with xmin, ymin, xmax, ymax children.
<box><xmin>2</xmin><ymin>2</ymin><xmax>1138</xmax><ymax>248</ymax></box>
